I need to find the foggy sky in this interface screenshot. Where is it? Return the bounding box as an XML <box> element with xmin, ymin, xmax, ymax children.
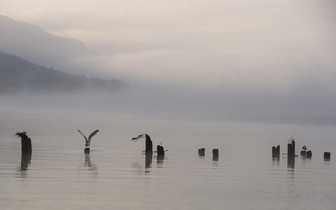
<box><xmin>1</xmin><ymin>0</ymin><xmax>336</xmax><ymax>121</ymax></box>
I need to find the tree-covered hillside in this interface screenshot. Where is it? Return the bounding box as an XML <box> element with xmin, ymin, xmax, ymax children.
<box><xmin>0</xmin><ymin>51</ymin><xmax>128</xmax><ymax>94</ymax></box>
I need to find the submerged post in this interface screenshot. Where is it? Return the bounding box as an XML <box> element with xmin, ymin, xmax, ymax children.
<box><xmin>157</xmin><ymin>145</ymin><xmax>165</xmax><ymax>160</ymax></box>
<box><xmin>198</xmin><ymin>148</ymin><xmax>205</xmax><ymax>156</ymax></box>
<box><xmin>272</xmin><ymin>145</ymin><xmax>280</xmax><ymax>159</ymax></box>
<box><xmin>287</xmin><ymin>139</ymin><xmax>295</xmax><ymax>158</ymax></box>
<box><xmin>16</xmin><ymin>131</ymin><xmax>32</xmax><ymax>170</ymax></box>
<box><xmin>145</xmin><ymin>134</ymin><xmax>153</xmax><ymax>155</ymax></box>
<box><xmin>287</xmin><ymin>138</ymin><xmax>295</xmax><ymax>168</ymax></box>
<box><xmin>324</xmin><ymin>152</ymin><xmax>331</xmax><ymax>161</ymax></box>
<box><xmin>212</xmin><ymin>148</ymin><xmax>219</xmax><ymax>161</ymax></box>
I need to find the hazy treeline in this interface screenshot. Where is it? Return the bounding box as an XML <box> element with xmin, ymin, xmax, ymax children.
<box><xmin>0</xmin><ymin>51</ymin><xmax>128</xmax><ymax>94</ymax></box>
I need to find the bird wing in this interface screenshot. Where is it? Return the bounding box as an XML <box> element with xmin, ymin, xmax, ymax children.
<box><xmin>132</xmin><ymin>134</ymin><xmax>147</xmax><ymax>141</ymax></box>
<box><xmin>87</xmin><ymin>129</ymin><xmax>99</xmax><ymax>145</ymax></box>
<box><xmin>77</xmin><ymin>129</ymin><xmax>88</xmax><ymax>142</ymax></box>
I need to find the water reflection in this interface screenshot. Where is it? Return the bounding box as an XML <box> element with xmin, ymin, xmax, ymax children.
<box><xmin>287</xmin><ymin>157</ymin><xmax>295</xmax><ymax>169</ymax></box>
<box><xmin>21</xmin><ymin>152</ymin><xmax>32</xmax><ymax>171</ymax></box>
<box><xmin>17</xmin><ymin>152</ymin><xmax>32</xmax><ymax>178</ymax></box>
<box><xmin>272</xmin><ymin>158</ymin><xmax>280</xmax><ymax>166</ymax></box>
<box><xmin>145</xmin><ymin>153</ymin><xmax>152</xmax><ymax>169</ymax></box>
<box><xmin>85</xmin><ymin>154</ymin><xmax>97</xmax><ymax>170</ymax></box>
<box><xmin>80</xmin><ymin>154</ymin><xmax>98</xmax><ymax>177</ymax></box>
<box><xmin>156</xmin><ymin>154</ymin><xmax>165</xmax><ymax>168</ymax></box>
<box><xmin>287</xmin><ymin>157</ymin><xmax>295</xmax><ymax>187</ymax></box>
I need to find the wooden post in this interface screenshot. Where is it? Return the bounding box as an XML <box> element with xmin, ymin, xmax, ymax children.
<box><xmin>324</xmin><ymin>152</ymin><xmax>331</xmax><ymax>161</ymax></box>
<box><xmin>212</xmin><ymin>148</ymin><xmax>219</xmax><ymax>156</ymax></box>
<box><xmin>287</xmin><ymin>139</ymin><xmax>295</xmax><ymax>158</ymax></box>
<box><xmin>157</xmin><ymin>145</ymin><xmax>165</xmax><ymax>160</ymax></box>
<box><xmin>287</xmin><ymin>139</ymin><xmax>295</xmax><ymax>168</ymax></box>
<box><xmin>16</xmin><ymin>131</ymin><xmax>32</xmax><ymax>171</ymax></box>
<box><xmin>84</xmin><ymin>148</ymin><xmax>90</xmax><ymax>154</ymax></box>
<box><xmin>16</xmin><ymin>131</ymin><xmax>32</xmax><ymax>154</ymax></box>
<box><xmin>198</xmin><ymin>148</ymin><xmax>205</xmax><ymax>156</ymax></box>
<box><xmin>145</xmin><ymin>135</ymin><xmax>153</xmax><ymax>156</ymax></box>
<box><xmin>300</xmin><ymin>150</ymin><xmax>306</xmax><ymax>156</ymax></box>
<box><xmin>272</xmin><ymin>145</ymin><xmax>280</xmax><ymax>159</ymax></box>
<box><xmin>212</xmin><ymin>149</ymin><xmax>219</xmax><ymax>161</ymax></box>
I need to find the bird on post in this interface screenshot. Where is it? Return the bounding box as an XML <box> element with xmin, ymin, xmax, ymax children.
<box><xmin>132</xmin><ymin>134</ymin><xmax>153</xmax><ymax>155</ymax></box>
<box><xmin>78</xmin><ymin>129</ymin><xmax>99</xmax><ymax>154</ymax></box>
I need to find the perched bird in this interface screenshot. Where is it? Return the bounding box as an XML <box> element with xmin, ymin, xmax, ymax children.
<box><xmin>78</xmin><ymin>129</ymin><xmax>99</xmax><ymax>147</ymax></box>
<box><xmin>302</xmin><ymin>145</ymin><xmax>307</xmax><ymax>150</ymax></box>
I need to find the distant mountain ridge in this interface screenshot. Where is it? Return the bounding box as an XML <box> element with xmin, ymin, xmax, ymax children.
<box><xmin>0</xmin><ymin>14</ymin><xmax>98</xmax><ymax>73</ymax></box>
<box><xmin>0</xmin><ymin>51</ymin><xmax>128</xmax><ymax>94</ymax></box>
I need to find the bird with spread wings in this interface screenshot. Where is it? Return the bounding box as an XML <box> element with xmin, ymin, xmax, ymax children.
<box><xmin>78</xmin><ymin>129</ymin><xmax>99</xmax><ymax>147</ymax></box>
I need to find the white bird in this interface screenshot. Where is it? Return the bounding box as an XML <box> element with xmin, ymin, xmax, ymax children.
<box><xmin>78</xmin><ymin>129</ymin><xmax>99</xmax><ymax>147</ymax></box>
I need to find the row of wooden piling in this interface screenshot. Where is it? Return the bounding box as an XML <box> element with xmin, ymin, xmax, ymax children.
<box><xmin>272</xmin><ymin>139</ymin><xmax>331</xmax><ymax>161</ymax></box>
<box><xmin>15</xmin><ymin>131</ymin><xmax>333</xmax><ymax>166</ymax></box>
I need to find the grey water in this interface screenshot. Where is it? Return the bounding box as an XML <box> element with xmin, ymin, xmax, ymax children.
<box><xmin>1</xmin><ymin>107</ymin><xmax>336</xmax><ymax>209</ymax></box>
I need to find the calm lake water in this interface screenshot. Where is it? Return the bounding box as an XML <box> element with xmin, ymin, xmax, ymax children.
<box><xmin>1</xmin><ymin>106</ymin><xmax>336</xmax><ymax>209</ymax></box>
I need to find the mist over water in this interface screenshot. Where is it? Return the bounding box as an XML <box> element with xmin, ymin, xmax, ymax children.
<box><xmin>1</xmin><ymin>82</ymin><xmax>336</xmax><ymax>125</ymax></box>
<box><xmin>1</xmin><ymin>104</ymin><xmax>336</xmax><ymax>209</ymax></box>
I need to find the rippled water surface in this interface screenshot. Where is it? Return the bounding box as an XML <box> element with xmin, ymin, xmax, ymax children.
<box><xmin>1</xmin><ymin>107</ymin><xmax>336</xmax><ymax>209</ymax></box>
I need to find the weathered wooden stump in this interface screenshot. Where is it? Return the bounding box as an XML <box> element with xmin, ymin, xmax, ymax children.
<box><xmin>198</xmin><ymin>148</ymin><xmax>205</xmax><ymax>156</ymax></box>
<box><xmin>306</xmin><ymin>150</ymin><xmax>312</xmax><ymax>158</ymax></box>
<box><xmin>212</xmin><ymin>149</ymin><xmax>219</xmax><ymax>161</ymax></box>
<box><xmin>287</xmin><ymin>139</ymin><xmax>295</xmax><ymax>168</ymax></box>
<box><xmin>212</xmin><ymin>149</ymin><xmax>219</xmax><ymax>156</ymax></box>
<box><xmin>287</xmin><ymin>139</ymin><xmax>295</xmax><ymax>158</ymax></box>
<box><xmin>324</xmin><ymin>152</ymin><xmax>331</xmax><ymax>161</ymax></box>
<box><xmin>157</xmin><ymin>145</ymin><xmax>165</xmax><ymax>160</ymax></box>
<box><xmin>145</xmin><ymin>135</ymin><xmax>153</xmax><ymax>155</ymax></box>
<box><xmin>300</xmin><ymin>150</ymin><xmax>306</xmax><ymax>156</ymax></box>
<box><xmin>16</xmin><ymin>131</ymin><xmax>32</xmax><ymax>154</ymax></box>
<box><xmin>272</xmin><ymin>145</ymin><xmax>280</xmax><ymax>159</ymax></box>
<box><xmin>84</xmin><ymin>148</ymin><xmax>90</xmax><ymax>154</ymax></box>
<box><xmin>16</xmin><ymin>132</ymin><xmax>32</xmax><ymax>171</ymax></box>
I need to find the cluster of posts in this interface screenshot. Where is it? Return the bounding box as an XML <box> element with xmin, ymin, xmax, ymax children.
<box><xmin>198</xmin><ymin>148</ymin><xmax>219</xmax><ymax>161</ymax></box>
<box><xmin>272</xmin><ymin>138</ymin><xmax>331</xmax><ymax>163</ymax></box>
<box><xmin>132</xmin><ymin>134</ymin><xmax>166</xmax><ymax>168</ymax></box>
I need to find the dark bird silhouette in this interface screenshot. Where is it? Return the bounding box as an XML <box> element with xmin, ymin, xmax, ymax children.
<box><xmin>132</xmin><ymin>134</ymin><xmax>153</xmax><ymax>155</ymax></box>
